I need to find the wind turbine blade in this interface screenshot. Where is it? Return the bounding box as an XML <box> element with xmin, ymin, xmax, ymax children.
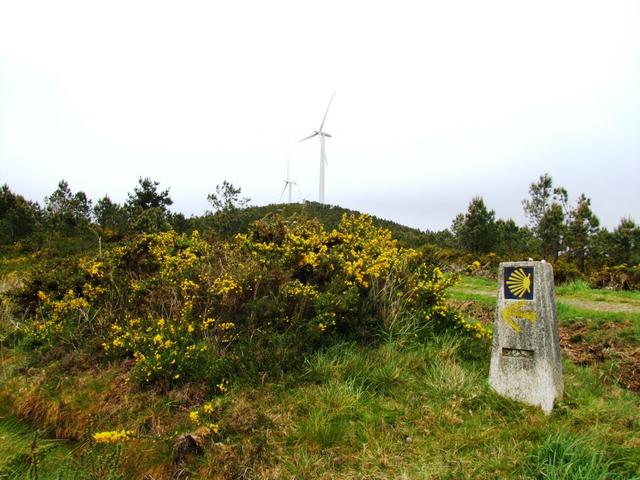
<box><xmin>299</xmin><ymin>132</ymin><xmax>319</xmax><ymax>142</ymax></box>
<box><xmin>280</xmin><ymin>182</ymin><xmax>288</xmax><ymax>200</ymax></box>
<box><xmin>319</xmin><ymin>91</ymin><xmax>335</xmax><ymax>131</ymax></box>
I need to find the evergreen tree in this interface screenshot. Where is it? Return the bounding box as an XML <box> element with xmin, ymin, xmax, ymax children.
<box><xmin>169</xmin><ymin>212</ymin><xmax>192</xmax><ymax>234</ymax></box>
<box><xmin>0</xmin><ymin>184</ymin><xmax>42</xmax><ymax>244</ymax></box>
<box><xmin>453</xmin><ymin>197</ymin><xmax>498</xmax><ymax>253</ymax></box>
<box><xmin>609</xmin><ymin>217</ymin><xmax>640</xmax><ymax>265</ymax></box>
<box><xmin>207</xmin><ymin>181</ymin><xmax>250</xmax><ymax>213</ymax></box>
<box><xmin>565</xmin><ymin>194</ymin><xmax>600</xmax><ymax>271</ymax></box>
<box><xmin>522</xmin><ymin>173</ymin><xmax>568</xmax><ymax>260</ymax></box>
<box><xmin>495</xmin><ymin>218</ymin><xmax>532</xmax><ymax>256</ymax></box>
<box><xmin>93</xmin><ymin>195</ymin><xmax>127</xmax><ymax>238</ymax></box>
<box><xmin>522</xmin><ymin>173</ymin><xmax>554</xmax><ymax>228</ymax></box>
<box><xmin>125</xmin><ymin>178</ymin><xmax>173</xmax><ymax>233</ymax></box>
<box><xmin>126</xmin><ymin>177</ymin><xmax>173</xmax><ymax>213</ymax></box>
<box><xmin>207</xmin><ymin>181</ymin><xmax>251</xmax><ymax>235</ymax></box>
<box><xmin>538</xmin><ymin>203</ymin><xmax>565</xmax><ymax>261</ymax></box>
<box><xmin>45</xmin><ymin>180</ymin><xmax>92</xmax><ymax>233</ymax></box>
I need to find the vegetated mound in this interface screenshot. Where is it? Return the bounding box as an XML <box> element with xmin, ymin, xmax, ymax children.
<box><xmin>0</xmin><ymin>213</ymin><xmax>491</xmax><ymax>475</ymax></box>
<box><xmin>2</xmin><ymin>213</ymin><xmax>489</xmax><ymax>427</ymax></box>
<box><xmin>204</xmin><ymin>201</ymin><xmax>435</xmax><ymax>248</ymax></box>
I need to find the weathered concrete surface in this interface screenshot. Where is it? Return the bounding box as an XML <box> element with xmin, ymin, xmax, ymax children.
<box><xmin>489</xmin><ymin>261</ymin><xmax>563</xmax><ymax>414</ymax></box>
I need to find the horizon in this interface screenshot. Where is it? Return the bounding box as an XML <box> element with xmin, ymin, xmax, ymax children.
<box><xmin>2</xmin><ymin>176</ymin><xmax>637</xmax><ymax>235</ymax></box>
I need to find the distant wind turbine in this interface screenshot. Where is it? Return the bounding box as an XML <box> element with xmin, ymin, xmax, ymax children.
<box><xmin>280</xmin><ymin>158</ymin><xmax>298</xmax><ymax>204</ymax></box>
<box><xmin>299</xmin><ymin>91</ymin><xmax>335</xmax><ymax>204</ymax></box>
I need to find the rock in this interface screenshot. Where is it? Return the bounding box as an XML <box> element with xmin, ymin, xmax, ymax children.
<box><xmin>489</xmin><ymin>261</ymin><xmax>563</xmax><ymax>414</ymax></box>
<box><xmin>172</xmin><ymin>426</ymin><xmax>212</xmax><ymax>462</ymax></box>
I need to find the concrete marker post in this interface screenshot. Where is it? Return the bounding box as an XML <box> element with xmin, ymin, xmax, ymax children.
<box><xmin>489</xmin><ymin>261</ymin><xmax>563</xmax><ymax>414</ymax></box>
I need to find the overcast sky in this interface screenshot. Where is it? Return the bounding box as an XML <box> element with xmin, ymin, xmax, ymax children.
<box><xmin>1</xmin><ymin>1</ymin><xmax>638</xmax><ymax>232</ymax></box>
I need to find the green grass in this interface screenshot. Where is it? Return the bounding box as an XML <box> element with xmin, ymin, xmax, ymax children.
<box><xmin>0</xmin><ymin>417</ymin><xmax>80</xmax><ymax>479</ymax></box>
<box><xmin>449</xmin><ymin>290</ymin><xmax>497</xmax><ymax>309</ymax></box>
<box><xmin>524</xmin><ymin>433</ymin><xmax>640</xmax><ymax>479</ymax></box>
<box><xmin>556</xmin><ymin>302</ymin><xmax>640</xmax><ymax>328</ymax></box>
<box><xmin>1</xmin><ymin>272</ymin><xmax>640</xmax><ymax>478</ymax></box>
<box><xmin>454</xmin><ymin>275</ymin><xmax>496</xmax><ymax>292</ymax></box>
<box><xmin>556</xmin><ymin>279</ymin><xmax>640</xmax><ymax>302</ymax></box>
<box><xmin>197</xmin><ymin>337</ymin><xmax>639</xmax><ymax>479</ymax></box>
<box><xmin>453</xmin><ymin>275</ymin><xmax>640</xmax><ymax>306</ymax></box>
<box><xmin>2</xmin><ymin>336</ymin><xmax>639</xmax><ymax>479</ymax></box>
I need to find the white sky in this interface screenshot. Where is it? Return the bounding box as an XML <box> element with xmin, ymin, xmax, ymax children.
<box><xmin>1</xmin><ymin>0</ymin><xmax>639</xmax><ymax>231</ymax></box>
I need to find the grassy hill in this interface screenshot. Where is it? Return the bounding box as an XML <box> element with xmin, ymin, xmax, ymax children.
<box><xmin>205</xmin><ymin>201</ymin><xmax>436</xmax><ymax>248</ymax></box>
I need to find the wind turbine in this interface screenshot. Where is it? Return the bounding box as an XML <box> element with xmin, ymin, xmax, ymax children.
<box><xmin>280</xmin><ymin>158</ymin><xmax>298</xmax><ymax>204</ymax></box>
<box><xmin>299</xmin><ymin>91</ymin><xmax>335</xmax><ymax>204</ymax></box>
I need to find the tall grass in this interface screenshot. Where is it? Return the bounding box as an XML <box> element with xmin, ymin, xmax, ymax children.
<box><xmin>556</xmin><ymin>279</ymin><xmax>592</xmax><ymax>296</ymax></box>
<box><xmin>524</xmin><ymin>433</ymin><xmax>640</xmax><ymax>480</ymax></box>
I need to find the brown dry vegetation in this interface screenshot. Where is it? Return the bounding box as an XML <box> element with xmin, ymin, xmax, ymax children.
<box><xmin>454</xmin><ymin>295</ymin><xmax>640</xmax><ymax>395</ymax></box>
<box><xmin>560</xmin><ymin>323</ymin><xmax>640</xmax><ymax>393</ymax></box>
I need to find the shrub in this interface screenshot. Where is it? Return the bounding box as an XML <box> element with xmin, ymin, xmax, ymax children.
<box><xmin>9</xmin><ymin>214</ymin><xmax>487</xmax><ymax>388</ymax></box>
<box><xmin>552</xmin><ymin>258</ymin><xmax>584</xmax><ymax>285</ymax></box>
<box><xmin>589</xmin><ymin>264</ymin><xmax>640</xmax><ymax>291</ymax></box>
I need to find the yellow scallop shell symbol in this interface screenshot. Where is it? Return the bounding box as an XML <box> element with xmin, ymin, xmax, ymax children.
<box><xmin>506</xmin><ymin>268</ymin><xmax>532</xmax><ymax>298</ymax></box>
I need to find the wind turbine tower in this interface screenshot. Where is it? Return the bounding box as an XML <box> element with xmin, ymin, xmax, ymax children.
<box><xmin>299</xmin><ymin>92</ymin><xmax>335</xmax><ymax>204</ymax></box>
<box><xmin>280</xmin><ymin>158</ymin><xmax>298</xmax><ymax>204</ymax></box>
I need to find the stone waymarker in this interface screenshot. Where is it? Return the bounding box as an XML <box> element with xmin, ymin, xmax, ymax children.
<box><xmin>489</xmin><ymin>261</ymin><xmax>563</xmax><ymax>414</ymax></box>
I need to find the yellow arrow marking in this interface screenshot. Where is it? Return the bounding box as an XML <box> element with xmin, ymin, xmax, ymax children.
<box><xmin>501</xmin><ymin>300</ymin><xmax>537</xmax><ymax>333</ymax></box>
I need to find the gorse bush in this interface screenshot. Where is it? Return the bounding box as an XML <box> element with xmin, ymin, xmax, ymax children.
<box><xmin>589</xmin><ymin>263</ymin><xmax>640</xmax><ymax>291</ymax></box>
<box><xmin>9</xmin><ymin>214</ymin><xmax>489</xmax><ymax>388</ymax></box>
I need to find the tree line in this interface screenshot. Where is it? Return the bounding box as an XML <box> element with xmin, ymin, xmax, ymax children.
<box><xmin>1</xmin><ymin>173</ymin><xmax>639</xmax><ymax>275</ymax></box>
<box><xmin>447</xmin><ymin>173</ymin><xmax>639</xmax><ymax>273</ymax></box>
<box><xmin>0</xmin><ymin>177</ymin><xmax>249</xmax><ymax>254</ymax></box>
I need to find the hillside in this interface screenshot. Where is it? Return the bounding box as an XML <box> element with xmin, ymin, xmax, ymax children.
<box><xmin>0</xmin><ymin>213</ymin><xmax>639</xmax><ymax>479</ymax></box>
<box><xmin>204</xmin><ymin>201</ymin><xmax>436</xmax><ymax>248</ymax></box>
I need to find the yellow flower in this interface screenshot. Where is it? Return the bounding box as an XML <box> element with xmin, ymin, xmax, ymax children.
<box><xmin>203</xmin><ymin>402</ymin><xmax>213</xmax><ymax>414</ymax></box>
<box><xmin>189</xmin><ymin>411</ymin><xmax>200</xmax><ymax>424</ymax></box>
<box><xmin>93</xmin><ymin>430</ymin><xmax>133</xmax><ymax>444</ymax></box>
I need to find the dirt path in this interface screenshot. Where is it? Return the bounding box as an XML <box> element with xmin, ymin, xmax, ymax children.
<box><xmin>560</xmin><ymin>297</ymin><xmax>640</xmax><ymax>313</ymax></box>
<box><xmin>452</xmin><ymin>288</ymin><xmax>640</xmax><ymax>314</ymax></box>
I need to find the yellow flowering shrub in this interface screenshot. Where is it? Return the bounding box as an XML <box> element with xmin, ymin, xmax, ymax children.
<box><xmin>24</xmin><ymin>288</ymin><xmax>91</xmax><ymax>343</ymax></box>
<box><xmin>189</xmin><ymin>399</ymin><xmax>221</xmax><ymax>434</ymax></box>
<box><xmin>14</xmin><ymin>214</ymin><xmax>489</xmax><ymax>389</ymax></box>
<box><xmin>108</xmin><ymin>314</ymin><xmax>213</xmax><ymax>384</ymax></box>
